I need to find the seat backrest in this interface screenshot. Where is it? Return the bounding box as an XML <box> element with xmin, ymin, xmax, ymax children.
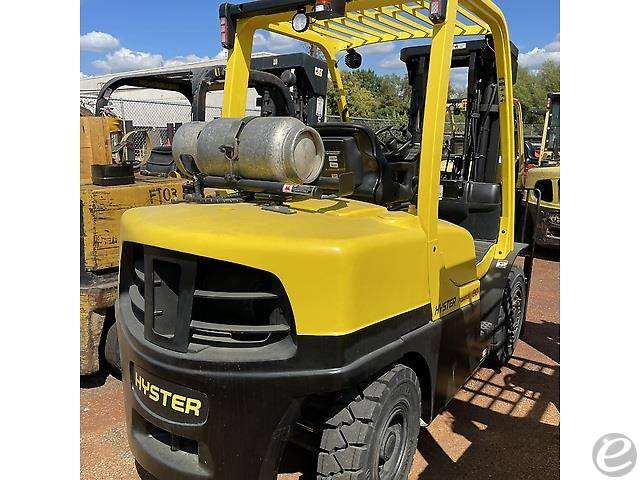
<box><xmin>315</xmin><ymin>123</ymin><xmax>380</xmax><ymax>155</ymax></box>
<box><xmin>141</xmin><ymin>145</ymin><xmax>176</xmax><ymax>177</ymax></box>
<box><xmin>315</xmin><ymin>123</ymin><xmax>381</xmax><ymax>203</ymax></box>
<box><xmin>523</xmin><ymin>140</ymin><xmax>538</xmax><ymax>162</ymax></box>
<box><xmin>439</xmin><ymin>180</ymin><xmax>501</xmax><ymax>241</ymax></box>
<box><xmin>315</xmin><ymin>122</ymin><xmax>415</xmax><ymax>206</ymax></box>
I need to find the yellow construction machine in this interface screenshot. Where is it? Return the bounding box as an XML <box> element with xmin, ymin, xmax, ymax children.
<box><xmin>115</xmin><ymin>1</ymin><xmax>535</xmax><ymax>478</ymax></box>
<box><xmin>522</xmin><ymin>92</ymin><xmax>560</xmax><ymax>248</ymax></box>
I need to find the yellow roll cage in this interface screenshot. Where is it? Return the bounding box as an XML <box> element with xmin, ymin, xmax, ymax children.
<box><xmin>220</xmin><ymin>0</ymin><xmax>515</xmax><ymax>269</ymax></box>
<box><xmin>540</xmin><ymin>92</ymin><xmax>560</xmax><ymax>163</ymax></box>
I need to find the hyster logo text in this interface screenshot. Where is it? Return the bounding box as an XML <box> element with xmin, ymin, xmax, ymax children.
<box><xmin>434</xmin><ymin>297</ymin><xmax>457</xmax><ymax>316</ymax></box>
<box><xmin>134</xmin><ymin>371</ymin><xmax>202</xmax><ymax>417</ymax></box>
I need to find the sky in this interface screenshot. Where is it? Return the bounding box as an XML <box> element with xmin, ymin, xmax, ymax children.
<box><xmin>80</xmin><ymin>0</ymin><xmax>559</xmax><ymax>78</ymax></box>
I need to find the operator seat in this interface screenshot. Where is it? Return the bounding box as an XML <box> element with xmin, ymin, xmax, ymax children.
<box><xmin>141</xmin><ymin>145</ymin><xmax>175</xmax><ymax>177</ymax></box>
<box><xmin>315</xmin><ymin>122</ymin><xmax>415</xmax><ymax>206</ymax></box>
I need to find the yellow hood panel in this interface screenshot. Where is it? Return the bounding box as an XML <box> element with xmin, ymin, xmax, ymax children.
<box><xmin>120</xmin><ymin>199</ymin><xmax>431</xmax><ymax>335</ymax></box>
<box><xmin>525</xmin><ymin>165</ymin><xmax>560</xmax><ymax>183</ymax></box>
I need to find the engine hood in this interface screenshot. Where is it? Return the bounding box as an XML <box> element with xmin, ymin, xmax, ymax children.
<box><xmin>526</xmin><ymin>165</ymin><xmax>560</xmax><ymax>183</ymax></box>
<box><xmin>120</xmin><ymin>198</ymin><xmax>430</xmax><ymax>335</ymax></box>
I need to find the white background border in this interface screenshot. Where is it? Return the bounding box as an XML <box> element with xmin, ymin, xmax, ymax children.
<box><xmin>562</xmin><ymin>0</ymin><xmax>640</xmax><ymax>477</ymax></box>
<box><xmin>2</xmin><ymin>0</ymin><xmax>639</xmax><ymax>478</ymax></box>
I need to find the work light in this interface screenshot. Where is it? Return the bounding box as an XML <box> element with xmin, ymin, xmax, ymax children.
<box><xmin>312</xmin><ymin>0</ymin><xmax>346</xmax><ymax>20</ymax></box>
<box><xmin>292</xmin><ymin>10</ymin><xmax>310</xmax><ymax>32</ymax></box>
<box><xmin>220</xmin><ymin>15</ymin><xmax>233</xmax><ymax>49</ymax></box>
<box><xmin>429</xmin><ymin>0</ymin><xmax>447</xmax><ymax>23</ymax></box>
<box><xmin>345</xmin><ymin>49</ymin><xmax>362</xmax><ymax>69</ymax></box>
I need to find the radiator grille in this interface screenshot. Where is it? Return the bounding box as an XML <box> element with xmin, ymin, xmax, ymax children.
<box><xmin>121</xmin><ymin>243</ymin><xmax>294</xmax><ymax>352</ymax></box>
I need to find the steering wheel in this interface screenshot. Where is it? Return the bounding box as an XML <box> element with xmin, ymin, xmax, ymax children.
<box><xmin>375</xmin><ymin>125</ymin><xmax>412</xmax><ymax>159</ymax></box>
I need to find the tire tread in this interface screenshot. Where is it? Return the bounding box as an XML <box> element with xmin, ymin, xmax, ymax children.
<box><xmin>316</xmin><ymin>365</ymin><xmax>420</xmax><ymax>480</ymax></box>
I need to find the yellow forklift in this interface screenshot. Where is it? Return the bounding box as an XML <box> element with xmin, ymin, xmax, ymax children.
<box><xmin>116</xmin><ymin>1</ymin><xmax>534</xmax><ymax>478</ymax></box>
<box><xmin>522</xmin><ymin>92</ymin><xmax>560</xmax><ymax>248</ymax></box>
<box><xmin>80</xmin><ymin>117</ymin><xmax>183</xmax><ymax>376</ymax></box>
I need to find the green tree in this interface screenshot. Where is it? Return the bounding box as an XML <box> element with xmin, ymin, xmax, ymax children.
<box><xmin>327</xmin><ymin>71</ymin><xmax>378</xmax><ymax>117</ymax></box>
<box><xmin>514</xmin><ymin>60</ymin><xmax>560</xmax><ymax>123</ymax></box>
<box><xmin>376</xmin><ymin>74</ymin><xmax>411</xmax><ymax>119</ymax></box>
<box><xmin>325</xmin><ymin>60</ymin><xmax>560</xmax><ymax>125</ymax></box>
<box><xmin>344</xmin><ymin>83</ymin><xmax>377</xmax><ymax>118</ymax></box>
<box><xmin>326</xmin><ymin>69</ymin><xmax>410</xmax><ymax>120</ymax></box>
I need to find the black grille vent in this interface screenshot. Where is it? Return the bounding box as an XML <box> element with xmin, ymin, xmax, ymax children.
<box><xmin>120</xmin><ymin>243</ymin><xmax>294</xmax><ymax>352</ymax></box>
<box><xmin>535</xmin><ymin>179</ymin><xmax>554</xmax><ymax>202</ymax></box>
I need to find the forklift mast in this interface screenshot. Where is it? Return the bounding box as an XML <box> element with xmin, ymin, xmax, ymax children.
<box><xmin>401</xmin><ymin>39</ymin><xmax>519</xmax><ymax>184</ymax></box>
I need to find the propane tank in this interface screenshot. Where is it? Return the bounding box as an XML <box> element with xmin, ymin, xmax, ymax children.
<box><xmin>171</xmin><ymin>121</ymin><xmax>206</xmax><ymax>177</ymax></box>
<box><xmin>174</xmin><ymin>117</ymin><xmax>325</xmax><ymax>184</ymax></box>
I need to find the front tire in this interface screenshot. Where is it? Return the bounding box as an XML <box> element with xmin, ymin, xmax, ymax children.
<box><xmin>316</xmin><ymin>364</ymin><xmax>421</xmax><ymax>480</ymax></box>
<box><xmin>488</xmin><ymin>266</ymin><xmax>526</xmax><ymax>367</ymax></box>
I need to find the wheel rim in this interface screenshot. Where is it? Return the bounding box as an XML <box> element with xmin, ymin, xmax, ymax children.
<box><xmin>506</xmin><ymin>284</ymin><xmax>525</xmax><ymax>356</ymax></box>
<box><xmin>375</xmin><ymin>402</ymin><xmax>409</xmax><ymax>479</ymax></box>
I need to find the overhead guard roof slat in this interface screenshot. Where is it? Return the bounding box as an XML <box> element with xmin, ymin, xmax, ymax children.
<box><xmin>243</xmin><ymin>1</ymin><xmax>490</xmax><ymax>52</ymax></box>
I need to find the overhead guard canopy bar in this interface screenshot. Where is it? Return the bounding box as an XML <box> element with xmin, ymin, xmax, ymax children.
<box><xmin>220</xmin><ymin>0</ymin><xmax>516</xmax><ymax>255</ymax></box>
<box><xmin>221</xmin><ymin>0</ymin><xmax>489</xmax><ymax>53</ymax></box>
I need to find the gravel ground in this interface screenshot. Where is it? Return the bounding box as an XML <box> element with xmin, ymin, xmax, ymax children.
<box><xmin>81</xmin><ymin>251</ymin><xmax>559</xmax><ymax>480</ymax></box>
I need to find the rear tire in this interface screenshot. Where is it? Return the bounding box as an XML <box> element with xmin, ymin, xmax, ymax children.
<box><xmin>488</xmin><ymin>266</ymin><xmax>526</xmax><ymax>367</ymax></box>
<box><xmin>104</xmin><ymin>321</ymin><xmax>122</xmax><ymax>374</ymax></box>
<box><xmin>316</xmin><ymin>364</ymin><xmax>421</xmax><ymax>480</ymax></box>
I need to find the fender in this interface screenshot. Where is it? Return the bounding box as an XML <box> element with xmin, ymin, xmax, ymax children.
<box><xmin>479</xmin><ymin>242</ymin><xmax>529</xmax><ymax>345</ymax></box>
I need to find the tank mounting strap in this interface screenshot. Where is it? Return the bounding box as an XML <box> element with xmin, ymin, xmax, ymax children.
<box><xmin>218</xmin><ymin>116</ymin><xmax>259</xmax><ymax>176</ymax></box>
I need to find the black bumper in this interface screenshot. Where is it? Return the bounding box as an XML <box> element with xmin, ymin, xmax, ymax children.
<box><xmin>117</xmin><ymin>299</ymin><xmax>432</xmax><ymax>480</ymax></box>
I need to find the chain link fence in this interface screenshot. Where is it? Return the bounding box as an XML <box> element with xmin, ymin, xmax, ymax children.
<box><xmin>81</xmin><ymin>95</ymin><xmax>544</xmax><ymax>161</ymax></box>
<box><xmin>522</xmin><ymin>124</ymin><xmax>545</xmax><ymax>138</ymax></box>
<box><xmin>81</xmin><ymin>96</ymin><xmax>194</xmax><ymax>161</ymax></box>
<box><xmin>80</xmin><ymin>95</ymin><xmax>262</xmax><ymax>160</ymax></box>
<box><xmin>327</xmin><ymin>114</ymin><xmax>543</xmax><ymax>137</ymax></box>
<box><xmin>326</xmin><ymin>115</ymin><xmax>406</xmax><ymax>131</ymax></box>
<box><xmin>80</xmin><ymin>95</ymin><xmax>198</xmax><ymax>126</ymax></box>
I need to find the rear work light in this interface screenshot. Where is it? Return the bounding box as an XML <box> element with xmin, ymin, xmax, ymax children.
<box><xmin>312</xmin><ymin>0</ymin><xmax>346</xmax><ymax>20</ymax></box>
<box><xmin>219</xmin><ymin>4</ymin><xmax>236</xmax><ymax>49</ymax></box>
<box><xmin>292</xmin><ymin>10</ymin><xmax>310</xmax><ymax>32</ymax></box>
<box><xmin>220</xmin><ymin>16</ymin><xmax>233</xmax><ymax>49</ymax></box>
<box><xmin>429</xmin><ymin>0</ymin><xmax>448</xmax><ymax>23</ymax></box>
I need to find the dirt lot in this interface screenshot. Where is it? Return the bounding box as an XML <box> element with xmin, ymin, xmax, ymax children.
<box><xmin>81</xmin><ymin>252</ymin><xmax>559</xmax><ymax>480</ymax></box>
